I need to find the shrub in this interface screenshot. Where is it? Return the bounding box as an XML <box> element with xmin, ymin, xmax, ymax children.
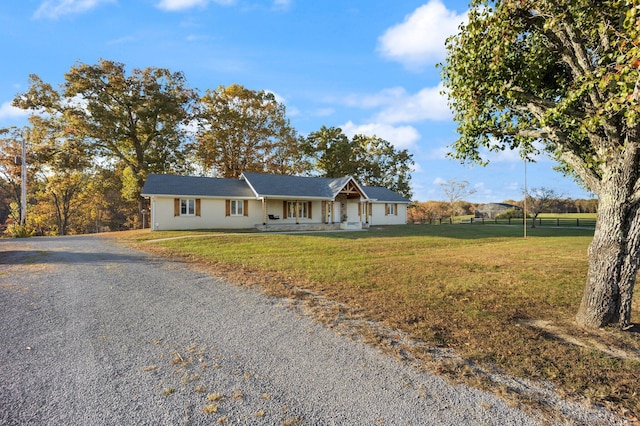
<box><xmin>495</xmin><ymin>208</ymin><xmax>524</xmax><ymax>220</ymax></box>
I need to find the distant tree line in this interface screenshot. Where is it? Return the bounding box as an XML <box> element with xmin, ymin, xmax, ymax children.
<box><xmin>407</xmin><ymin>196</ymin><xmax>597</xmax><ymax>224</ymax></box>
<box><xmin>1</xmin><ymin>59</ymin><xmax>413</xmax><ymax>236</ymax></box>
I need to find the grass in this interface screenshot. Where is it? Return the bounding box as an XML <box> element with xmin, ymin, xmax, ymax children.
<box><xmin>116</xmin><ymin>224</ymin><xmax>640</xmax><ymax>421</ymax></box>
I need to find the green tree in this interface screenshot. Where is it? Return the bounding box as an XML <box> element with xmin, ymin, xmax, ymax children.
<box><xmin>195</xmin><ymin>84</ymin><xmax>306</xmax><ymax>177</ymax></box>
<box><xmin>304</xmin><ymin>126</ymin><xmax>414</xmax><ymax>198</ymax></box>
<box><xmin>303</xmin><ymin>126</ymin><xmax>358</xmax><ymax>177</ymax></box>
<box><xmin>13</xmin><ymin>59</ymin><xmax>198</xmax><ymax>227</ymax></box>
<box><xmin>441</xmin><ymin>0</ymin><xmax>640</xmax><ymax>328</ymax></box>
<box><xmin>353</xmin><ymin>134</ymin><xmax>414</xmax><ymax>198</ymax></box>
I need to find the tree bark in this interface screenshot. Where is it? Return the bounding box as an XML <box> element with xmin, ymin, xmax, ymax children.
<box><xmin>576</xmin><ymin>167</ymin><xmax>640</xmax><ymax>329</ymax></box>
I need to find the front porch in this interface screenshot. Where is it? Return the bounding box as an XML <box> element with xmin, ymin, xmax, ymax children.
<box><xmin>255</xmin><ymin>221</ymin><xmax>368</xmax><ymax>232</ymax></box>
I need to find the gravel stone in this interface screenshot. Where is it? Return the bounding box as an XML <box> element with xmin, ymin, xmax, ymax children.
<box><xmin>0</xmin><ymin>236</ymin><xmax>624</xmax><ymax>425</ymax></box>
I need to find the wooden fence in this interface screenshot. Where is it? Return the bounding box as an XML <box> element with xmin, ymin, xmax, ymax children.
<box><xmin>415</xmin><ymin>217</ymin><xmax>597</xmax><ymax>228</ymax></box>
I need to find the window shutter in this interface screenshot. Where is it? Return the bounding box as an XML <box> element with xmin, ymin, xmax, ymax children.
<box><xmin>244</xmin><ymin>200</ymin><xmax>249</xmax><ymax>216</ymax></box>
<box><xmin>385</xmin><ymin>203</ymin><xmax>389</xmax><ymax>216</ymax></box>
<box><xmin>283</xmin><ymin>201</ymin><xmax>287</xmax><ymax>219</ymax></box>
<box><xmin>358</xmin><ymin>203</ymin><xmax>362</xmax><ymax>216</ymax></box>
<box><xmin>196</xmin><ymin>199</ymin><xmax>201</xmax><ymax>217</ymax></box>
<box><xmin>225</xmin><ymin>200</ymin><xmax>230</xmax><ymax>216</ymax></box>
<box><xmin>395</xmin><ymin>203</ymin><xmax>398</xmax><ymax>216</ymax></box>
<box><xmin>308</xmin><ymin>202</ymin><xmax>312</xmax><ymax>219</ymax></box>
<box><xmin>174</xmin><ymin>198</ymin><xmax>180</xmax><ymax>216</ymax></box>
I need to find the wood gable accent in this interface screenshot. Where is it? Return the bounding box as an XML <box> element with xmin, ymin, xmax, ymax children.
<box><xmin>338</xmin><ymin>179</ymin><xmax>366</xmax><ymax>199</ymax></box>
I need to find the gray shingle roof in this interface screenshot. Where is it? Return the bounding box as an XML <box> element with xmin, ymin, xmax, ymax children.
<box><xmin>362</xmin><ymin>186</ymin><xmax>411</xmax><ymax>203</ymax></box>
<box><xmin>241</xmin><ymin>172</ymin><xmax>354</xmax><ymax>199</ymax></box>
<box><xmin>141</xmin><ymin>174</ymin><xmax>255</xmax><ymax>198</ymax></box>
<box><xmin>141</xmin><ymin>172</ymin><xmax>410</xmax><ymax>203</ymax></box>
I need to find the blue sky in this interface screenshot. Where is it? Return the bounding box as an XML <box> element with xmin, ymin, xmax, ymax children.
<box><xmin>0</xmin><ymin>0</ymin><xmax>595</xmax><ymax>202</ymax></box>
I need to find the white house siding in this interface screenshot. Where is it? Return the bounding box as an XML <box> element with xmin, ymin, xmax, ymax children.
<box><xmin>368</xmin><ymin>203</ymin><xmax>408</xmax><ymax>225</ymax></box>
<box><xmin>150</xmin><ymin>197</ymin><xmax>261</xmax><ymax>230</ymax></box>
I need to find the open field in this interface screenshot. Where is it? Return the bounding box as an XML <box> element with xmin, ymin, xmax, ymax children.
<box><xmin>117</xmin><ymin>224</ymin><xmax>639</xmax><ymax>421</ymax></box>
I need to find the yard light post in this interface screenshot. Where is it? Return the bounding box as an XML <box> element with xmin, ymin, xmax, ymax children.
<box><xmin>523</xmin><ymin>159</ymin><xmax>527</xmax><ymax>239</ymax></box>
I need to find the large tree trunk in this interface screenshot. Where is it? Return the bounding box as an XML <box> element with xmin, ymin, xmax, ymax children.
<box><xmin>576</xmin><ymin>177</ymin><xmax>640</xmax><ymax>329</ymax></box>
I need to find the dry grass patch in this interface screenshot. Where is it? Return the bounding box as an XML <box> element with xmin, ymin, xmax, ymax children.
<box><xmin>122</xmin><ymin>225</ymin><xmax>640</xmax><ymax>421</ymax></box>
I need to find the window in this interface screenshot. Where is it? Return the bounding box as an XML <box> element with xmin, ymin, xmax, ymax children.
<box><xmin>181</xmin><ymin>199</ymin><xmax>195</xmax><ymax>216</ymax></box>
<box><xmin>385</xmin><ymin>203</ymin><xmax>397</xmax><ymax>216</ymax></box>
<box><xmin>174</xmin><ymin>198</ymin><xmax>200</xmax><ymax>217</ymax></box>
<box><xmin>286</xmin><ymin>201</ymin><xmax>311</xmax><ymax>219</ymax></box>
<box><xmin>226</xmin><ymin>200</ymin><xmax>248</xmax><ymax>217</ymax></box>
<box><xmin>230</xmin><ymin>200</ymin><xmax>244</xmax><ymax>216</ymax></box>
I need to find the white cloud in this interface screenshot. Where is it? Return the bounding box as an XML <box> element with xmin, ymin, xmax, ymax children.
<box><xmin>341</xmin><ymin>120</ymin><xmax>420</xmax><ymax>150</ymax></box>
<box><xmin>432</xmin><ymin>177</ymin><xmax>446</xmax><ymax>185</ymax></box>
<box><xmin>374</xmin><ymin>84</ymin><xmax>451</xmax><ymax>123</ymax></box>
<box><xmin>343</xmin><ymin>84</ymin><xmax>450</xmax><ymax>123</ymax></box>
<box><xmin>34</xmin><ymin>0</ymin><xmax>115</xmax><ymax>19</ymax></box>
<box><xmin>0</xmin><ymin>102</ymin><xmax>29</xmax><ymax>120</ymax></box>
<box><xmin>377</xmin><ymin>0</ymin><xmax>467</xmax><ymax>70</ymax></box>
<box><xmin>156</xmin><ymin>0</ymin><xmax>235</xmax><ymax>11</ymax></box>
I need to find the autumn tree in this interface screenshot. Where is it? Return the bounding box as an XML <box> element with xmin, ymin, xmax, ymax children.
<box><xmin>13</xmin><ymin>59</ymin><xmax>198</xmax><ymax>227</ymax></box>
<box><xmin>27</xmin><ymin>114</ymin><xmax>92</xmax><ymax>236</ymax></box>
<box><xmin>525</xmin><ymin>187</ymin><xmax>560</xmax><ymax>228</ymax></box>
<box><xmin>441</xmin><ymin>0</ymin><xmax>640</xmax><ymax>328</ymax></box>
<box><xmin>195</xmin><ymin>84</ymin><xmax>306</xmax><ymax>178</ymax></box>
<box><xmin>304</xmin><ymin>126</ymin><xmax>414</xmax><ymax>198</ymax></box>
<box><xmin>0</xmin><ymin>127</ymin><xmax>26</xmax><ymax>225</ymax></box>
<box><xmin>407</xmin><ymin>201</ymin><xmax>450</xmax><ymax>223</ymax></box>
<box><xmin>440</xmin><ymin>179</ymin><xmax>476</xmax><ymax>220</ymax></box>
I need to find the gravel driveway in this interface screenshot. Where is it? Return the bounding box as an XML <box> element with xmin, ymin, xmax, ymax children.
<box><xmin>0</xmin><ymin>236</ymin><xmax>621</xmax><ymax>425</ymax></box>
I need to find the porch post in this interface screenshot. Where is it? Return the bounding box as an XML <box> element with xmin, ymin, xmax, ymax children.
<box><xmin>330</xmin><ymin>201</ymin><xmax>334</xmax><ymax>224</ymax></box>
<box><xmin>262</xmin><ymin>198</ymin><xmax>267</xmax><ymax>225</ymax></box>
<box><xmin>295</xmin><ymin>201</ymin><xmax>299</xmax><ymax>224</ymax></box>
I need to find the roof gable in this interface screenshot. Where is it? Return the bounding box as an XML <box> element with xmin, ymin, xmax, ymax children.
<box><xmin>141</xmin><ymin>174</ymin><xmax>255</xmax><ymax>198</ymax></box>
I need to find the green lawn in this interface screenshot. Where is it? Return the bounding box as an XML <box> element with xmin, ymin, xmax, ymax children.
<box><xmin>121</xmin><ymin>224</ymin><xmax>639</xmax><ymax>420</ymax></box>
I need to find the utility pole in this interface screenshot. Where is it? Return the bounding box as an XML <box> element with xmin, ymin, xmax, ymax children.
<box><xmin>20</xmin><ymin>137</ymin><xmax>27</xmax><ymax>226</ymax></box>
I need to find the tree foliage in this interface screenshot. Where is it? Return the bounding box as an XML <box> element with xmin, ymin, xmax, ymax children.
<box><xmin>304</xmin><ymin>126</ymin><xmax>414</xmax><ymax>198</ymax></box>
<box><xmin>14</xmin><ymin>59</ymin><xmax>198</xmax><ymax>226</ymax></box>
<box><xmin>8</xmin><ymin>61</ymin><xmax>418</xmax><ymax>235</ymax></box>
<box><xmin>195</xmin><ymin>84</ymin><xmax>306</xmax><ymax>178</ymax></box>
<box><xmin>441</xmin><ymin>0</ymin><xmax>640</xmax><ymax>328</ymax></box>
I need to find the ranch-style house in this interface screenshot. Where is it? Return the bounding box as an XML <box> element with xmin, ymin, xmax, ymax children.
<box><xmin>141</xmin><ymin>172</ymin><xmax>411</xmax><ymax>231</ymax></box>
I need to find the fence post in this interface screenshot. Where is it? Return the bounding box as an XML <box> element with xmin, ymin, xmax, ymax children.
<box><xmin>577</xmin><ymin>218</ymin><xmax>580</xmax><ymax>227</ymax></box>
